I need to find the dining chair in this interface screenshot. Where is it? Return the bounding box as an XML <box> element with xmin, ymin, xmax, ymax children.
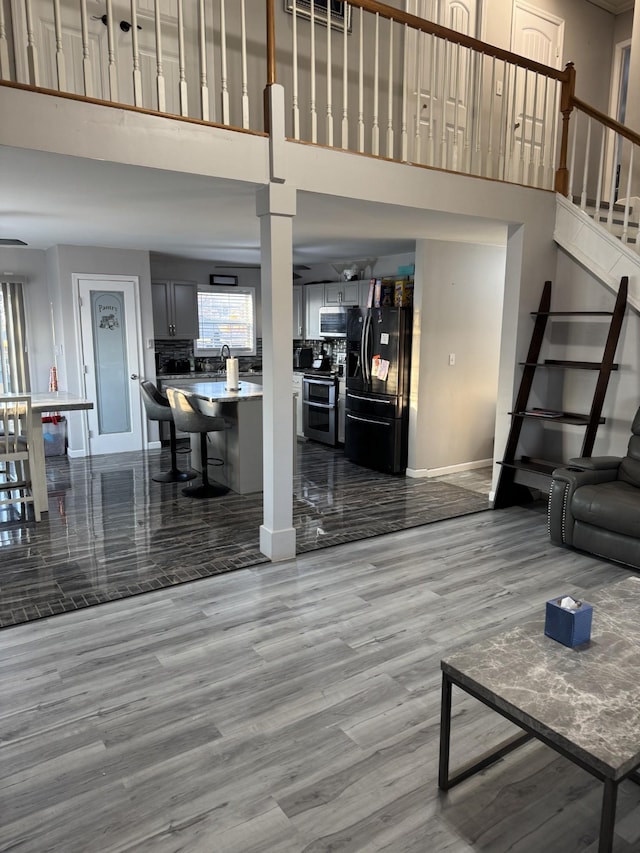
<box><xmin>0</xmin><ymin>395</ymin><xmax>41</xmax><ymax>521</ymax></box>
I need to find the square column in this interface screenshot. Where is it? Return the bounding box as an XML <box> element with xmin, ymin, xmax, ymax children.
<box><xmin>256</xmin><ymin>183</ymin><xmax>297</xmax><ymax>561</ymax></box>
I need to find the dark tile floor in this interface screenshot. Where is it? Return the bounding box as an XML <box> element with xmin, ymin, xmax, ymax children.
<box><xmin>0</xmin><ymin>441</ymin><xmax>490</xmax><ymax>628</ymax></box>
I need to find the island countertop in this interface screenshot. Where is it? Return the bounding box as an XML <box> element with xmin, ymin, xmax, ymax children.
<box><xmin>167</xmin><ymin>379</ymin><xmax>262</xmax><ymax>404</ymax></box>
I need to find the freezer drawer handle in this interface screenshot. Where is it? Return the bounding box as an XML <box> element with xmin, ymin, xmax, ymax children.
<box><xmin>348</xmin><ymin>393</ymin><xmax>394</xmax><ymax>405</ymax></box>
<box><xmin>303</xmin><ymin>401</ymin><xmax>335</xmax><ymax>410</ymax></box>
<box><xmin>347</xmin><ymin>413</ymin><xmax>391</xmax><ymax>426</ymax></box>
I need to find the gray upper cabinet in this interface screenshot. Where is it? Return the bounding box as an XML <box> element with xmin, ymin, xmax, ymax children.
<box><xmin>293</xmin><ymin>285</ymin><xmax>304</xmax><ymax>339</ymax></box>
<box><xmin>152</xmin><ymin>280</ymin><xmax>199</xmax><ymax>339</ymax></box>
<box><xmin>305</xmin><ymin>283</ymin><xmax>325</xmax><ymax>339</ymax></box>
<box><xmin>359</xmin><ymin>279</ymin><xmax>373</xmax><ymax>307</ymax></box>
<box><xmin>324</xmin><ymin>281</ymin><xmax>360</xmax><ymax>306</ymax></box>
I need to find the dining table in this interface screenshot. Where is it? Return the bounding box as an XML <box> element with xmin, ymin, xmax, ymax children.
<box><xmin>1</xmin><ymin>391</ymin><xmax>94</xmax><ymax>517</ymax></box>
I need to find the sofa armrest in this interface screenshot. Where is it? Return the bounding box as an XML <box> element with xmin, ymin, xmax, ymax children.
<box><xmin>548</xmin><ymin>465</ymin><xmax>619</xmax><ymax>546</ymax></box>
<box><xmin>567</xmin><ymin>456</ymin><xmax>623</xmax><ymax>471</ymax></box>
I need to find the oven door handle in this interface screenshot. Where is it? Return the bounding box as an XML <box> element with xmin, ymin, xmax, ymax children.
<box><xmin>303</xmin><ymin>378</ymin><xmax>336</xmax><ymax>386</ymax></box>
<box><xmin>302</xmin><ymin>401</ymin><xmax>335</xmax><ymax>409</ymax></box>
<box><xmin>346</xmin><ymin>413</ymin><xmax>391</xmax><ymax>426</ymax></box>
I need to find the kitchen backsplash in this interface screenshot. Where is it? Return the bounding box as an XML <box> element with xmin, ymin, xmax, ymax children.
<box><xmin>155</xmin><ymin>339</ymin><xmax>263</xmax><ymax>374</ymax></box>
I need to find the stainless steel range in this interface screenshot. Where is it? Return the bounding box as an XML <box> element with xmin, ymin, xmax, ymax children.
<box><xmin>302</xmin><ymin>373</ymin><xmax>338</xmax><ymax>446</ymax></box>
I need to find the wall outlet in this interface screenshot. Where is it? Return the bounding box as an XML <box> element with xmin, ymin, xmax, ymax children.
<box><xmin>449</xmin><ymin>353</ymin><xmax>456</xmax><ymax>366</ymax></box>
<box><xmin>496</xmin><ymin>80</ymin><xmax>503</xmax><ymax>96</ymax></box>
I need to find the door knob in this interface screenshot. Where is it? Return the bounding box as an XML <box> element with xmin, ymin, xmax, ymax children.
<box><xmin>130</xmin><ymin>374</ymin><xmax>139</xmax><ymax>380</ymax></box>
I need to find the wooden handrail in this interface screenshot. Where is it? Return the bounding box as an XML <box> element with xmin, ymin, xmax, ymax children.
<box><xmin>344</xmin><ymin>0</ymin><xmax>570</xmax><ymax>82</ymax></box>
<box><xmin>571</xmin><ymin>95</ymin><xmax>640</xmax><ymax>148</ymax></box>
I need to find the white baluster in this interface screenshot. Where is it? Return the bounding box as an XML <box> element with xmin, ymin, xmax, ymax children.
<box><xmin>386</xmin><ymin>18</ymin><xmax>394</xmax><ymax>158</ymax></box>
<box><xmin>341</xmin><ymin>4</ymin><xmax>348</xmax><ymax>148</ymax></box>
<box><xmin>240</xmin><ymin>0</ymin><xmax>249</xmax><ymax>129</ymax></box>
<box><xmin>357</xmin><ymin>8</ymin><xmax>364</xmax><ymax>153</ymax></box>
<box><xmin>310</xmin><ymin>0</ymin><xmax>317</xmax><ymax>143</ymax></box>
<box><xmin>371</xmin><ymin>12</ymin><xmax>379</xmax><ymax>156</ymax></box>
<box><xmin>219</xmin><ymin>0</ymin><xmax>228</xmax><ymax>125</ymax></box>
<box><xmin>622</xmin><ymin>144</ymin><xmax>633</xmax><ymax>244</ymax></box>
<box><xmin>507</xmin><ymin>64</ymin><xmax>520</xmax><ymax>182</ymax></box>
<box><xmin>568</xmin><ymin>109</ymin><xmax>578</xmax><ymax>202</ymax></box>
<box><xmin>106</xmin><ymin>0</ymin><xmax>118</xmax><ymax>101</ymax></box>
<box><xmin>176</xmin><ymin>0</ymin><xmax>187</xmax><ymax>116</ymax></box>
<box><xmin>198</xmin><ymin>0</ymin><xmax>210</xmax><ymax>121</ymax></box>
<box><xmin>451</xmin><ymin>43</ymin><xmax>460</xmax><ymax>172</ymax></box>
<box><xmin>580</xmin><ymin>116</ymin><xmax>592</xmax><ymax>211</ymax></box>
<box><xmin>497</xmin><ymin>60</ymin><xmax>509</xmax><ymax>180</ymax></box>
<box><xmin>485</xmin><ymin>57</ymin><xmax>496</xmax><ymax>178</ymax></box>
<box><xmin>292</xmin><ymin>0</ymin><xmax>300</xmax><ymax>138</ymax></box>
<box><xmin>79</xmin><ymin>0</ymin><xmax>94</xmax><ymax>97</ymax></box>
<box><xmin>594</xmin><ymin>124</ymin><xmax>605</xmax><ymax>220</ymax></box>
<box><xmin>52</xmin><ymin>0</ymin><xmax>65</xmax><ymax>90</ymax></box>
<box><xmin>326</xmin><ymin>1</ymin><xmax>333</xmax><ymax>146</ymax></box>
<box><xmin>537</xmin><ymin>75</ymin><xmax>549</xmax><ymax>188</ymax></box>
<box><xmin>400</xmin><ymin>23</ymin><xmax>408</xmax><ymax>162</ymax></box>
<box><xmin>462</xmin><ymin>48</ymin><xmax>473</xmax><ymax>174</ymax></box>
<box><xmin>548</xmin><ymin>78</ymin><xmax>560</xmax><ymax>190</ymax></box>
<box><xmin>426</xmin><ymin>32</ymin><xmax>436</xmax><ymax>167</ymax></box>
<box><xmin>606</xmin><ymin>129</ymin><xmax>617</xmax><ymax>227</ymax></box>
<box><xmin>130</xmin><ymin>0</ymin><xmax>142</xmax><ymax>106</ymax></box>
<box><xmin>439</xmin><ymin>40</ymin><xmax>448</xmax><ymax>169</ymax></box>
<box><xmin>518</xmin><ymin>69</ymin><xmax>529</xmax><ymax>184</ymax></box>
<box><xmin>0</xmin><ymin>0</ymin><xmax>9</xmax><ymax>79</ymax></box>
<box><xmin>24</xmin><ymin>0</ymin><xmax>40</xmax><ymax>86</ymax></box>
<box><xmin>527</xmin><ymin>72</ymin><xmax>539</xmax><ymax>186</ymax></box>
<box><xmin>413</xmin><ymin>28</ymin><xmax>422</xmax><ymax>164</ymax></box>
<box><xmin>472</xmin><ymin>52</ymin><xmax>484</xmax><ymax>176</ymax></box>
<box><xmin>154</xmin><ymin>0</ymin><xmax>165</xmax><ymax>111</ymax></box>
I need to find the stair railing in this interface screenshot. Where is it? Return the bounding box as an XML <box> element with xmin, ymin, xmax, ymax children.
<box><xmin>560</xmin><ymin>94</ymin><xmax>640</xmax><ymax>252</ymax></box>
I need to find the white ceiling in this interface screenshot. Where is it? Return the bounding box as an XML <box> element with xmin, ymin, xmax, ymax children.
<box><xmin>0</xmin><ymin>146</ymin><xmax>508</xmax><ymax>269</ymax></box>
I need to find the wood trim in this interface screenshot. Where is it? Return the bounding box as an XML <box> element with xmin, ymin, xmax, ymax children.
<box><xmin>0</xmin><ymin>80</ymin><xmax>268</xmax><ymax>137</ymax></box>
<box><xmin>571</xmin><ymin>96</ymin><xmax>640</xmax><ymax>148</ymax></box>
<box><xmin>344</xmin><ymin>0</ymin><xmax>569</xmax><ymax>82</ymax></box>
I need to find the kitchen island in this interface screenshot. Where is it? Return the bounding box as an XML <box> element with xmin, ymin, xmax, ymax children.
<box><xmin>166</xmin><ymin>380</ymin><xmax>263</xmax><ymax>494</ymax></box>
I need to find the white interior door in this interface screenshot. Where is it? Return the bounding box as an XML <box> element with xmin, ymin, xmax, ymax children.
<box><xmin>77</xmin><ymin>276</ymin><xmax>144</xmax><ymax>455</ymax></box>
<box><xmin>405</xmin><ymin>0</ymin><xmax>478</xmax><ymax>170</ymax></box>
<box><xmin>510</xmin><ymin>0</ymin><xmax>564</xmax><ymax>187</ymax></box>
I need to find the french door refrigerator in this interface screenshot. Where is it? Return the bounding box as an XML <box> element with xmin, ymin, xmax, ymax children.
<box><xmin>345</xmin><ymin>305</ymin><xmax>413</xmax><ymax>473</ymax></box>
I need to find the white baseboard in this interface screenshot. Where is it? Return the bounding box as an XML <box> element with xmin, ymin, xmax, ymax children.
<box><xmin>406</xmin><ymin>458</ymin><xmax>493</xmax><ymax>479</ymax></box>
<box><xmin>67</xmin><ymin>448</ymin><xmax>87</xmax><ymax>459</ymax></box>
<box><xmin>147</xmin><ymin>441</ymin><xmax>162</xmax><ymax>450</ymax></box>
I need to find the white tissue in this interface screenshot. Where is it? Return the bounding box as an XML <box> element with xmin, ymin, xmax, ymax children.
<box><xmin>559</xmin><ymin>596</ymin><xmax>581</xmax><ymax>611</ymax></box>
<box><xmin>226</xmin><ymin>357</ymin><xmax>239</xmax><ymax>390</ymax></box>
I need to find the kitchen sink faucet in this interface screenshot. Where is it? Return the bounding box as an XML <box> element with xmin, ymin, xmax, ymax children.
<box><xmin>220</xmin><ymin>344</ymin><xmax>231</xmax><ymax>360</ymax></box>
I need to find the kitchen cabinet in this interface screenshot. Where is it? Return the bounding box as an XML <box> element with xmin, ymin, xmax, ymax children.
<box><xmin>324</xmin><ymin>281</ymin><xmax>360</xmax><ymax>306</ymax></box>
<box><xmin>338</xmin><ymin>377</ymin><xmax>346</xmax><ymax>444</ymax></box>
<box><xmin>292</xmin><ymin>372</ymin><xmax>305</xmax><ymax>438</ymax></box>
<box><xmin>304</xmin><ymin>283</ymin><xmax>324</xmax><ymax>339</ymax></box>
<box><xmin>293</xmin><ymin>285</ymin><xmax>304</xmax><ymax>339</ymax></box>
<box><xmin>152</xmin><ymin>280</ymin><xmax>199</xmax><ymax>339</ymax></box>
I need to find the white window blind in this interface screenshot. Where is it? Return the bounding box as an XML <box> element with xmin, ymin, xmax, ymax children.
<box><xmin>0</xmin><ymin>281</ymin><xmax>30</xmax><ymax>393</ymax></box>
<box><xmin>195</xmin><ymin>287</ymin><xmax>256</xmax><ymax>355</ymax></box>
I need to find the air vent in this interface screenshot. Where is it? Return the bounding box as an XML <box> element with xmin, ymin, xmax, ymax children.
<box><xmin>0</xmin><ymin>239</ymin><xmax>28</xmax><ymax>246</ymax></box>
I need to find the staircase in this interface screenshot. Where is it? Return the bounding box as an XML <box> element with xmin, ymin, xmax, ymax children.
<box><xmin>554</xmin><ymin>193</ymin><xmax>640</xmax><ymax>311</ymax></box>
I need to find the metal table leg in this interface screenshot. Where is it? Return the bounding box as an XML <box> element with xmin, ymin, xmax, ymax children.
<box><xmin>599</xmin><ymin>778</ymin><xmax>618</xmax><ymax>853</ymax></box>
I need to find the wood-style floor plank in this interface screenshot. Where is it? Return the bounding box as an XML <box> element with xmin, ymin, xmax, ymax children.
<box><xmin>2</xmin><ymin>505</ymin><xmax>640</xmax><ymax>851</ymax></box>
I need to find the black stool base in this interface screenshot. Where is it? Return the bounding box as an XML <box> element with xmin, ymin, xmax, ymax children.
<box><xmin>152</xmin><ymin>468</ymin><xmax>197</xmax><ymax>483</ymax></box>
<box><xmin>182</xmin><ymin>481</ymin><xmax>230</xmax><ymax>499</ymax></box>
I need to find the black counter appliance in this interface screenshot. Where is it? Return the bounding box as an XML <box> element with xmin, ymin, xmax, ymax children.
<box><xmin>345</xmin><ymin>305</ymin><xmax>412</xmax><ymax>473</ymax></box>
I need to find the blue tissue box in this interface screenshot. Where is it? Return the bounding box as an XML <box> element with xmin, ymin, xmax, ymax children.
<box><xmin>544</xmin><ymin>596</ymin><xmax>592</xmax><ymax>647</ymax></box>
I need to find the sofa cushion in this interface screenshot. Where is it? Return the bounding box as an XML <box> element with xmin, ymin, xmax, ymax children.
<box><xmin>572</xmin><ymin>481</ymin><xmax>640</xmax><ymax>539</ymax></box>
<box><xmin>619</xmin><ymin>435</ymin><xmax>640</xmax><ymax>487</ymax></box>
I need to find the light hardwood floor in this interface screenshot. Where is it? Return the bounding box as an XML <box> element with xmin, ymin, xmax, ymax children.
<box><xmin>2</xmin><ymin>504</ymin><xmax>640</xmax><ymax>852</ymax></box>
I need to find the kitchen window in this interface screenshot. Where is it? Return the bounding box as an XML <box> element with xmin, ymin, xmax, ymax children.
<box><xmin>194</xmin><ymin>286</ymin><xmax>256</xmax><ymax>356</ymax></box>
<box><xmin>0</xmin><ymin>281</ymin><xmax>30</xmax><ymax>393</ymax></box>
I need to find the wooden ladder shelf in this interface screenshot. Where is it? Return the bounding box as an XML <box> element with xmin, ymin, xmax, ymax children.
<box><xmin>494</xmin><ymin>276</ymin><xmax>628</xmax><ymax>509</ymax></box>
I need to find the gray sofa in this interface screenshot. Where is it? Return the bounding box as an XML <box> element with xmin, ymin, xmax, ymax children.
<box><xmin>548</xmin><ymin>407</ymin><xmax>640</xmax><ymax>569</ymax></box>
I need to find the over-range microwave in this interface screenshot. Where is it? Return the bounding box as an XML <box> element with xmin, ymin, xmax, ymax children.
<box><xmin>319</xmin><ymin>306</ymin><xmax>348</xmax><ymax>338</ymax></box>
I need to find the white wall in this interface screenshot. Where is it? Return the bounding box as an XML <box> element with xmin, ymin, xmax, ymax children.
<box><xmin>0</xmin><ymin>247</ymin><xmax>53</xmax><ymax>391</ymax></box>
<box><xmin>408</xmin><ymin>238</ymin><xmax>506</xmax><ymax>475</ymax></box>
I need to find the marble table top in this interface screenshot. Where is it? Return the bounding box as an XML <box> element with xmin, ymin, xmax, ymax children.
<box><xmin>1</xmin><ymin>391</ymin><xmax>93</xmax><ymax>413</ymax></box>
<box><xmin>441</xmin><ymin>577</ymin><xmax>640</xmax><ymax>780</ymax></box>
<box><xmin>167</xmin><ymin>380</ymin><xmax>262</xmax><ymax>404</ymax></box>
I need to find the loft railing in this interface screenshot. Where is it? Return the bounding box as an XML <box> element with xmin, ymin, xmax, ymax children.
<box><xmin>0</xmin><ymin>0</ymin><xmax>268</xmax><ymax>133</ymax></box>
<box><xmin>2</xmin><ymin>0</ymin><xmax>635</xmax><ymax>212</ymax></box>
<box><xmin>564</xmin><ymin>97</ymin><xmax>640</xmax><ymax>251</ymax></box>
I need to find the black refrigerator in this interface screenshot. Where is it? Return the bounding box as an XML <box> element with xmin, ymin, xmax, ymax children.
<box><xmin>345</xmin><ymin>305</ymin><xmax>413</xmax><ymax>474</ymax></box>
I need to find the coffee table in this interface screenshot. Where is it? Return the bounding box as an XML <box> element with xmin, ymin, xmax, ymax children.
<box><xmin>439</xmin><ymin>577</ymin><xmax>640</xmax><ymax>853</ymax></box>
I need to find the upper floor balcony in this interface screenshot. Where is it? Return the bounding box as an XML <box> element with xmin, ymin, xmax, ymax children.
<box><xmin>1</xmin><ymin>0</ymin><xmax>640</xmax><ymax>255</ymax></box>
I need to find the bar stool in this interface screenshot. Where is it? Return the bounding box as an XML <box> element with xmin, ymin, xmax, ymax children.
<box><xmin>139</xmin><ymin>380</ymin><xmax>196</xmax><ymax>483</ymax></box>
<box><xmin>165</xmin><ymin>387</ymin><xmax>230</xmax><ymax>499</ymax></box>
